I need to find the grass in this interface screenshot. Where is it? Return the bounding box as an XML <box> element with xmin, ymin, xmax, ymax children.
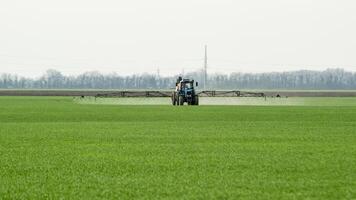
<box><xmin>0</xmin><ymin>96</ymin><xmax>355</xmax><ymax>199</ymax></box>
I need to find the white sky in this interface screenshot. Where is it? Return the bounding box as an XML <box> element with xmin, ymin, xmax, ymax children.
<box><xmin>1</xmin><ymin>0</ymin><xmax>356</xmax><ymax>77</ymax></box>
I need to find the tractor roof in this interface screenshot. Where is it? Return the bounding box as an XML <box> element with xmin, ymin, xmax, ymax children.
<box><xmin>181</xmin><ymin>79</ymin><xmax>193</xmax><ymax>82</ymax></box>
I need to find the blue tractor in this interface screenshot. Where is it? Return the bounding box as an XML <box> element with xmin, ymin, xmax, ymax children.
<box><xmin>172</xmin><ymin>77</ymin><xmax>199</xmax><ymax>106</ymax></box>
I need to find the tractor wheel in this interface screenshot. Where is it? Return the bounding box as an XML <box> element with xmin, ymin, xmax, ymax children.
<box><xmin>178</xmin><ymin>96</ymin><xmax>184</xmax><ymax>106</ymax></box>
<box><xmin>171</xmin><ymin>93</ymin><xmax>176</xmax><ymax>106</ymax></box>
<box><xmin>194</xmin><ymin>95</ymin><xmax>199</xmax><ymax>105</ymax></box>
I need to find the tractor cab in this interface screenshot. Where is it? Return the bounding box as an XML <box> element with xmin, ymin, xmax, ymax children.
<box><xmin>181</xmin><ymin>81</ymin><xmax>194</xmax><ymax>89</ymax></box>
<box><xmin>177</xmin><ymin>79</ymin><xmax>193</xmax><ymax>89</ymax></box>
<box><xmin>176</xmin><ymin>78</ymin><xmax>198</xmax><ymax>90</ymax></box>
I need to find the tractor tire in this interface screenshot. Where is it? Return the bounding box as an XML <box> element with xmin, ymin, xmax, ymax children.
<box><xmin>194</xmin><ymin>95</ymin><xmax>199</xmax><ymax>105</ymax></box>
<box><xmin>178</xmin><ymin>96</ymin><xmax>184</xmax><ymax>106</ymax></box>
<box><xmin>171</xmin><ymin>93</ymin><xmax>176</xmax><ymax>106</ymax></box>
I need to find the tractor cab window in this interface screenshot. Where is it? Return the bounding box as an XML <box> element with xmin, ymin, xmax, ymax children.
<box><xmin>184</xmin><ymin>82</ymin><xmax>193</xmax><ymax>89</ymax></box>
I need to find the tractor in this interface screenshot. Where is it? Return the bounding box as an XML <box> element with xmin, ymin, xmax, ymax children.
<box><xmin>172</xmin><ymin>77</ymin><xmax>199</xmax><ymax>106</ymax></box>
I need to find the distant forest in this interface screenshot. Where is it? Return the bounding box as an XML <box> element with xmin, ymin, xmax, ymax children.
<box><xmin>1</xmin><ymin>68</ymin><xmax>356</xmax><ymax>90</ymax></box>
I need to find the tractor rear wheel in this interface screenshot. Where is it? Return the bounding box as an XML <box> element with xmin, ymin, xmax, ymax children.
<box><xmin>194</xmin><ymin>95</ymin><xmax>199</xmax><ymax>105</ymax></box>
<box><xmin>171</xmin><ymin>93</ymin><xmax>177</xmax><ymax>105</ymax></box>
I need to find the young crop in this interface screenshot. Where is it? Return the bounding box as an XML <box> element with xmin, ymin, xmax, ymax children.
<box><xmin>0</xmin><ymin>97</ymin><xmax>355</xmax><ymax>199</ymax></box>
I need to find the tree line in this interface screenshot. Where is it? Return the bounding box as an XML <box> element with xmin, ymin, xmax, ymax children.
<box><xmin>1</xmin><ymin>68</ymin><xmax>356</xmax><ymax>90</ymax></box>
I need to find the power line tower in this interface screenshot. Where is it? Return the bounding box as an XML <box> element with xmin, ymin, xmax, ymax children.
<box><xmin>156</xmin><ymin>67</ymin><xmax>160</xmax><ymax>88</ymax></box>
<box><xmin>156</xmin><ymin>67</ymin><xmax>160</xmax><ymax>79</ymax></box>
<box><xmin>204</xmin><ymin>45</ymin><xmax>208</xmax><ymax>90</ymax></box>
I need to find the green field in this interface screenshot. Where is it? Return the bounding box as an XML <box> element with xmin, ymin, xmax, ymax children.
<box><xmin>0</xmin><ymin>97</ymin><xmax>355</xmax><ymax>199</ymax></box>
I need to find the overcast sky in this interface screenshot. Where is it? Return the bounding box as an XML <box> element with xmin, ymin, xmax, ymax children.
<box><xmin>1</xmin><ymin>0</ymin><xmax>356</xmax><ymax>77</ymax></box>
